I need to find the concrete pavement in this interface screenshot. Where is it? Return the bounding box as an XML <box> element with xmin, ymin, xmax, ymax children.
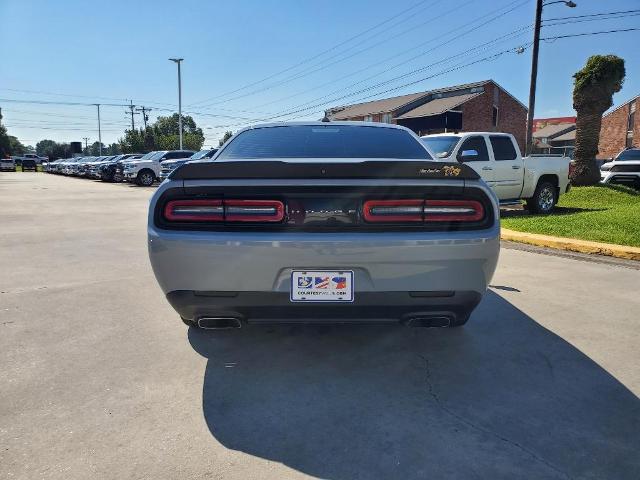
<box><xmin>1</xmin><ymin>172</ymin><xmax>639</xmax><ymax>479</ymax></box>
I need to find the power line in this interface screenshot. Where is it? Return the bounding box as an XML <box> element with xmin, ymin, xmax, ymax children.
<box><xmin>257</xmin><ymin>15</ymin><xmax>531</xmax><ymax>119</ymax></box>
<box><xmin>0</xmin><ymin>98</ymin><xmax>129</xmax><ymax>107</ymax></box>
<box><xmin>194</xmin><ymin>0</ymin><xmax>455</xmax><ymax>108</ymax></box>
<box><xmin>194</xmin><ymin>0</ymin><xmax>527</xmax><ymax>111</ymax></box>
<box><xmin>544</xmin><ymin>9</ymin><xmax>640</xmax><ymax>21</ymax></box>
<box><xmin>189</xmin><ymin>42</ymin><xmax>530</xmax><ymax>132</ymax></box>
<box><xmin>0</xmin><ymin>88</ymin><xmax>129</xmax><ymax>103</ymax></box>
<box><xmin>187</xmin><ymin>0</ymin><xmax>433</xmax><ymax>106</ymax></box>
<box><xmin>541</xmin><ymin>27</ymin><xmax>640</xmax><ymax>41</ymax></box>
<box><xmin>543</xmin><ymin>12</ymin><xmax>640</xmax><ymax>26</ymax></box>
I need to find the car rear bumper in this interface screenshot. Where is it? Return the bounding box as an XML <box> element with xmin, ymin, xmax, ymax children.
<box><xmin>167</xmin><ymin>289</ymin><xmax>482</xmax><ymax>325</ymax></box>
<box><xmin>149</xmin><ymin>227</ymin><xmax>500</xmax><ymax>322</ymax></box>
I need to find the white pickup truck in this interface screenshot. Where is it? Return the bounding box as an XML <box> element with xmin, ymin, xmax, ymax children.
<box><xmin>421</xmin><ymin>132</ymin><xmax>571</xmax><ymax>213</ymax></box>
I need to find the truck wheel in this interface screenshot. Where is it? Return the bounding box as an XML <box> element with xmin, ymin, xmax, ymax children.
<box><xmin>526</xmin><ymin>181</ymin><xmax>557</xmax><ymax>214</ymax></box>
<box><xmin>136</xmin><ymin>170</ymin><xmax>155</xmax><ymax>186</ymax></box>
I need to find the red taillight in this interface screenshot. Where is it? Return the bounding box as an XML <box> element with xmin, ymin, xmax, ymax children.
<box><xmin>363</xmin><ymin>199</ymin><xmax>484</xmax><ymax>223</ymax></box>
<box><xmin>363</xmin><ymin>199</ymin><xmax>424</xmax><ymax>222</ymax></box>
<box><xmin>163</xmin><ymin>199</ymin><xmax>284</xmax><ymax>223</ymax></box>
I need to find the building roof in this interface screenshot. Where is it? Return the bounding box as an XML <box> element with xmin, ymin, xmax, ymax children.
<box><xmin>328</xmin><ymin>92</ymin><xmax>429</xmax><ymax>120</ymax></box>
<box><xmin>532</xmin><ymin>122</ymin><xmax>575</xmax><ymax>139</ymax></box>
<box><xmin>603</xmin><ymin>92</ymin><xmax>639</xmax><ymax>118</ymax></box>
<box><xmin>395</xmin><ymin>92</ymin><xmax>482</xmax><ymax>119</ymax></box>
<box><xmin>551</xmin><ymin>129</ymin><xmax>576</xmax><ymax>141</ymax></box>
<box><xmin>327</xmin><ymin>80</ymin><xmax>491</xmax><ymax>120</ymax></box>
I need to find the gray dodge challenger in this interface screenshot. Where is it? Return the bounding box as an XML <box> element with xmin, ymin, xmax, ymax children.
<box><xmin>148</xmin><ymin>122</ymin><xmax>500</xmax><ymax>329</ymax></box>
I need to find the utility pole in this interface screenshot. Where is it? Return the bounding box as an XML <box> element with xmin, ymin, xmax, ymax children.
<box><xmin>135</xmin><ymin>106</ymin><xmax>152</xmax><ymax>129</ymax></box>
<box><xmin>94</xmin><ymin>104</ymin><xmax>102</xmax><ymax>155</ymax></box>
<box><xmin>525</xmin><ymin>0</ymin><xmax>577</xmax><ymax>156</ymax></box>
<box><xmin>127</xmin><ymin>100</ymin><xmax>137</xmax><ymax>130</ymax></box>
<box><xmin>83</xmin><ymin>137</ymin><xmax>90</xmax><ymax>153</ymax></box>
<box><xmin>169</xmin><ymin>58</ymin><xmax>184</xmax><ymax>149</ymax></box>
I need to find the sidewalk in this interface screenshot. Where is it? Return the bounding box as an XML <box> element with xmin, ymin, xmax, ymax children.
<box><xmin>501</xmin><ymin>228</ymin><xmax>640</xmax><ymax>261</ymax></box>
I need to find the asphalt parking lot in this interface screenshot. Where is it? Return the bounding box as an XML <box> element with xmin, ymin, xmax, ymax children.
<box><xmin>1</xmin><ymin>172</ymin><xmax>640</xmax><ymax>480</ymax></box>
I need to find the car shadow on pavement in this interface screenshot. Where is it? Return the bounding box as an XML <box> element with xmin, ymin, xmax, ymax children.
<box><xmin>188</xmin><ymin>291</ymin><xmax>640</xmax><ymax>480</ymax></box>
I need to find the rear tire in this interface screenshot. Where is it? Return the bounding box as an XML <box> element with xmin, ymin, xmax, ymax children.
<box><xmin>526</xmin><ymin>181</ymin><xmax>557</xmax><ymax>214</ymax></box>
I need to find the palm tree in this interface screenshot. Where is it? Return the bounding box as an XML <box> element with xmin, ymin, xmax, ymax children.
<box><xmin>571</xmin><ymin>55</ymin><xmax>625</xmax><ymax>186</ymax></box>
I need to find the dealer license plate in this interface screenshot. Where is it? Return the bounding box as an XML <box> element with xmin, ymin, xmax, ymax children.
<box><xmin>290</xmin><ymin>270</ymin><xmax>354</xmax><ymax>302</ymax></box>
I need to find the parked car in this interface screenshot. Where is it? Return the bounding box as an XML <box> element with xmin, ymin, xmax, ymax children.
<box><xmin>15</xmin><ymin>153</ymin><xmax>48</xmax><ymax>165</ymax></box>
<box><xmin>100</xmin><ymin>154</ymin><xmax>144</xmax><ymax>182</ymax></box>
<box><xmin>76</xmin><ymin>156</ymin><xmax>101</xmax><ymax>176</ymax></box>
<box><xmin>21</xmin><ymin>158</ymin><xmax>38</xmax><ymax>172</ymax></box>
<box><xmin>421</xmin><ymin>132</ymin><xmax>571</xmax><ymax>213</ymax></box>
<box><xmin>123</xmin><ymin>150</ymin><xmax>195</xmax><ymax>186</ymax></box>
<box><xmin>90</xmin><ymin>154</ymin><xmax>139</xmax><ymax>179</ymax></box>
<box><xmin>159</xmin><ymin>149</ymin><xmax>218</xmax><ymax>180</ymax></box>
<box><xmin>44</xmin><ymin>159</ymin><xmax>64</xmax><ymax>173</ymax></box>
<box><xmin>600</xmin><ymin>148</ymin><xmax>640</xmax><ymax>189</ymax></box>
<box><xmin>58</xmin><ymin>157</ymin><xmax>85</xmax><ymax>175</ymax></box>
<box><xmin>1</xmin><ymin>157</ymin><xmax>16</xmax><ymax>172</ymax></box>
<box><xmin>148</xmin><ymin>122</ymin><xmax>500</xmax><ymax>329</ymax></box>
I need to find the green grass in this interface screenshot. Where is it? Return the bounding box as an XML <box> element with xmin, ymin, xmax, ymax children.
<box><xmin>501</xmin><ymin>185</ymin><xmax>640</xmax><ymax>247</ymax></box>
<box><xmin>13</xmin><ymin>166</ymin><xmax>43</xmax><ymax>172</ymax></box>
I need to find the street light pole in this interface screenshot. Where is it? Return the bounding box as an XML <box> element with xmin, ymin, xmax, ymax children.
<box><xmin>525</xmin><ymin>0</ymin><xmax>577</xmax><ymax>156</ymax></box>
<box><xmin>95</xmin><ymin>104</ymin><xmax>102</xmax><ymax>155</ymax></box>
<box><xmin>169</xmin><ymin>58</ymin><xmax>184</xmax><ymax>149</ymax></box>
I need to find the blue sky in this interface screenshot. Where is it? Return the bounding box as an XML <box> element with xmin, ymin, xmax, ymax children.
<box><xmin>1</xmin><ymin>0</ymin><xmax>639</xmax><ymax>147</ymax></box>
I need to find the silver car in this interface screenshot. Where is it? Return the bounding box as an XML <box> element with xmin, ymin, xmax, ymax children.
<box><xmin>148</xmin><ymin>122</ymin><xmax>500</xmax><ymax>329</ymax></box>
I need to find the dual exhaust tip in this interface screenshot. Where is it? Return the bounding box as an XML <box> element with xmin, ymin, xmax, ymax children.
<box><xmin>196</xmin><ymin>315</ymin><xmax>452</xmax><ymax>329</ymax></box>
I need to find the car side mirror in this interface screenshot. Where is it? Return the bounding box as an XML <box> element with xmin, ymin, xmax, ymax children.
<box><xmin>459</xmin><ymin>149</ymin><xmax>478</xmax><ymax>162</ymax></box>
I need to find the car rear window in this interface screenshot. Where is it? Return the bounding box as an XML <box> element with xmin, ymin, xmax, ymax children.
<box><xmin>217</xmin><ymin>125</ymin><xmax>432</xmax><ymax>160</ymax></box>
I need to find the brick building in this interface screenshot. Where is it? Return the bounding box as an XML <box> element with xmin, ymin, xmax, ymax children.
<box><xmin>532</xmin><ymin>119</ymin><xmax>576</xmax><ymax>156</ymax></box>
<box><xmin>325</xmin><ymin>80</ymin><xmax>527</xmax><ymax>150</ymax></box>
<box><xmin>598</xmin><ymin>94</ymin><xmax>639</xmax><ymax>159</ymax></box>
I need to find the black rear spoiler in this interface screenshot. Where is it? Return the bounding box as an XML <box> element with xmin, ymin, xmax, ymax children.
<box><xmin>171</xmin><ymin>160</ymin><xmax>480</xmax><ymax>181</ymax></box>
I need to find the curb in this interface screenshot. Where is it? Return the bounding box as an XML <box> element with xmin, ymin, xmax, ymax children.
<box><xmin>501</xmin><ymin>228</ymin><xmax>640</xmax><ymax>261</ymax></box>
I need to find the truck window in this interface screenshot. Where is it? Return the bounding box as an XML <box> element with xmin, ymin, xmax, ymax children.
<box><xmin>489</xmin><ymin>136</ymin><xmax>517</xmax><ymax>160</ymax></box>
<box><xmin>457</xmin><ymin>136</ymin><xmax>489</xmax><ymax>162</ymax></box>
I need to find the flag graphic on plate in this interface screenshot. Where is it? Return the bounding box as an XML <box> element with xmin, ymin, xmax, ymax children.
<box><xmin>332</xmin><ymin>276</ymin><xmax>347</xmax><ymax>289</ymax></box>
<box><xmin>314</xmin><ymin>276</ymin><xmax>330</xmax><ymax>289</ymax></box>
<box><xmin>297</xmin><ymin>276</ymin><xmax>313</xmax><ymax>288</ymax></box>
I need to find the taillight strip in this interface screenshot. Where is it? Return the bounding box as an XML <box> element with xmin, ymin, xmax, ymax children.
<box><xmin>424</xmin><ymin>200</ymin><xmax>484</xmax><ymax>222</ymax></box>
<box><xmin>363</xmin><ymin>199</ymin><xmax>484</xmax><ymax>223</ymax></box>
<box><xmin>363</xmin><ymin>199</ymin><xmax>424</xmax><ymax>222</ymax></box>
<box><xmin>163</xmin><ymin>199</ymin><xmax>284</xmax><ymax>223</ymax></box>
<box><xmin>224</xmin><ymin>200</ymin><xmax>284</xmax><ymax>222</ymax></box>
<box><xmin>164</xmin><ymin>200</ymin><xmax>223</xmax><ymax>221</ymax></box>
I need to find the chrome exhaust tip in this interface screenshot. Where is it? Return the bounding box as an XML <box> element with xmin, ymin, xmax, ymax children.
<box><xmin>197</xmin><ymin>317</ymin><xmax>242</xmax><ymax>330</ymax></box>
<box><xmin>405</xmin><ymin>316</ymin><xmax>451</xmax><ymax>328</ymax></box>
